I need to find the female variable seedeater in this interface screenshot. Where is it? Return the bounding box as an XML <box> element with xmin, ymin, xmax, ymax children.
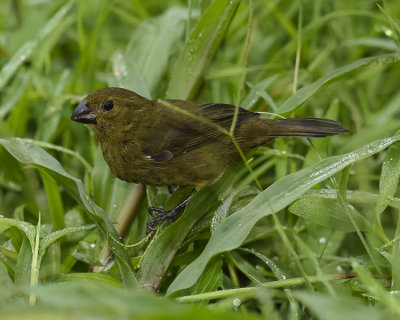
<box><xmin>71</xmin><ymin>87</ymin><xmax>347</xmax><ymax>228</ymax></box>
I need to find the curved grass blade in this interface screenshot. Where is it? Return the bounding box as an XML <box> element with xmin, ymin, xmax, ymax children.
<box><xmin>277</xmin><ymin>54</ymin><xmax>400</xmax><ymax>115</ymax></box>
<box><xmin>167</xmin><ymin>134</ymin><xmax>400</xmax><ymax>295</ymax></box>
<box><xmin>376</xmin><ymin>141</ymin><xmax>400</xmax><ymax>220</ymax></box>
<box><xmin>0</xmin><ymin>138</ymin><xmax>138</xmax><ymax>288</ymax></box>
<box><xmin>0</xmin><ymin>0</ymin><xmax>74</xmax><ymax>91</ymax></box>
<box><xmin>166</xmin><ymin>0</ymin><xmax>240</xmax><ymax>100</ymax></box>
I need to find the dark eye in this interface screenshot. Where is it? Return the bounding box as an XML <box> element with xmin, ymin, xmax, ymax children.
<box><xmin>102</xmin><ymin>99</ymin><xmax>114</xmax><ymax>111</ymax></box>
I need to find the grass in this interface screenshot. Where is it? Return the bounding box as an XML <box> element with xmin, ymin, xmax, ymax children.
<box><xmin>1</xmin><ymin>0</ymin><xmax>400</xmax><ymax>318</ymax></box>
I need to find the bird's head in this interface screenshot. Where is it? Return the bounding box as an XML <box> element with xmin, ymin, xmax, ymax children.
<box><xmin>71</xmin><ymin>87</ymin><xmax>151</xmax><ymax>138</ymax></box>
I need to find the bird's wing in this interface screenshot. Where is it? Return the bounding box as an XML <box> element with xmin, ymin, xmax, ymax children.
<box><xmin>141</xmin><ymin>100</ymin><xmax>258</xmax><ymax>162</ymax></box>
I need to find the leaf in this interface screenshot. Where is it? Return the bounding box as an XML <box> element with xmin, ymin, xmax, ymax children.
<box><xmin>91</xmin><ymin>148</ymin><xmax>132</xmax><ymax>222</ymax></box>
<box><xmin>11</xmin><ymin>282</ymin><xmax>262</xmax><ymax>320</ymax></box>
<box><xmin>292</xmin><ymin>291</ymin><xmax>385</xmax><ymax>320</ymax></box>
<box><xmin>137</xmin><ymin>184</ymin><xmax>222</xmax><ymax>291</ymax></box>
<box><xmin>53</xmin><ymin>272</ymin><xmax>122</xmax><ymax>288</ymax></box>
<box><xmin>229</xmin><ymin>251</ymin><xmax>267</xmax><ymax>284</ymax></box>
<box><xmin>167</xmin><ymin>134</ymin><xmax>400</xmax><ymax>295</ymax></box>
<box><xmin>376</xmin><ymin>141</ymin><xmax>400</xmax><ymax>217</ymax></box>
<box><xmin>0</xmin><ymin>217</ymin><xmax>36</xmax><ymax>247</ymax></box>
<box><xmin>125</xmin><ymin>7</ymin><xmax>188</xmax><ymax>97</ymax></box>
<box><xmin>40</xmin><ymin>225</ymin><xmax>96</xmax><ymax>254</ymax></box>
<box><xmin>0</xmin><ymin>259</ymin><xmax>13</xmax><ymax>290</ymax></box>
<box><xmin>353</xmin><ymin>262</ymin><xmax>400</xmax><ymax>316</ymax></box>
<box><xmin>186</xmin><ymin>257</ymin><xmax>223</xmax><ymax>296</ymax></box>
<box><xmin>39</xmin><ymin>170</ymin><xmax>65</xmax><ymax>230</ymax></box>
<box><xmin>0</xmin><ymin>138</ymin><xmax>138</xmax><ymax>288</ymax></box>
<box><xmin>15</xmin><ymin>236</ymin><xmax>33</xmax><ymax>285</ymax></box>
<box><xmin>289</xmin><ymin>196</ymin><xmax>373</xmax><ymax>232</ymax></box>
<box><xmin>0</xmin><ymin>0</ymin><xmax>74</xmax><ymax>91</ymax></box>
<box><xmin>166</xmin><ymin>0</ymin><xmax>240</xmax><ymax>100</ymax></box>
<box><xmin>108</xmin><ymin>51</ymin><xmax>151</xmax><ymax>98</ymax></box>
<box><xmin>277</xmin><ymin>54</ymin><xmax>400</xmax><ymax>114</ymax></box>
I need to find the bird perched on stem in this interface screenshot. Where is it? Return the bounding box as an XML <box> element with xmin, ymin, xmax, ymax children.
<box><xmin>71</xmin><ymin>87</ymin><xmax>347</xmax><ymax>229</ymax></box>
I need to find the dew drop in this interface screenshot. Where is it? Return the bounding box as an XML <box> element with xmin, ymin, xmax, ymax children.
<box><xmin>233</xmin><ymin>298</ymin><xmax>241</xmax><ymax>307</ymax></box>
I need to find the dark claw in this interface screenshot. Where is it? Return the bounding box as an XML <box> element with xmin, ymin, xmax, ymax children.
<box><xmin>146</xmin><ymin>195</ymin><xmax>193</xmax><ymax>234</ymax></box>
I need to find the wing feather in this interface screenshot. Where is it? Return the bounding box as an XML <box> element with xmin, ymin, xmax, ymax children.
<box><xmin>142</xmin><ymin>101</ymin><xmax>257</xmax><ymax>161</ymax></box>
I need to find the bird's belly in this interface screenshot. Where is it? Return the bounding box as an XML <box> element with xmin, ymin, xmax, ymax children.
<box><xmin>102</xmin><ymin>145</ymin><xmax>228</xmax><ymax>187</ymax></box>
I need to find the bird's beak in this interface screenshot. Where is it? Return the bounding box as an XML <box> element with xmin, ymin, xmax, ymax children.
<box><xmin>71</xmin><ymin>100</ymin><xmax>97</xmax><ymax>124</ymax></box>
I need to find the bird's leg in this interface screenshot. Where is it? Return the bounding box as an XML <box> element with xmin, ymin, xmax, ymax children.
<box><xmin>146</xmin><ymin>195</ymin><xmax>193</xmax><ymax>234</ymax></box>
<box><xmin>168</xmin><ymin>186</ymin><xmax>177</xmax><ymax>194</ymax></box>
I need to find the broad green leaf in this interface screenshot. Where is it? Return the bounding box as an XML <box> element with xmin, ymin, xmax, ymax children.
<box><xmin>108</xmin><ymin>51</ymin><xmax>150</xmax><ymax>98</ymax></box>
<box><xmin>138</xmin><ymin>184</ymin><xmax>222</xmax><ymax>291</ymax></box>
<box><xmin>376</xmin><ymin>141</ymin><xmax>400</xmax><ymax>217</ymax></box>
<box><xmin>277</xmin><ymin>54</ymin><xmax>400</xmax><ymax>114</ymax></box>
<box><xmin>166</xmin><ymin>0</ymin><xmax>240</xmax><ymax>99</ymax></box>
<box><xmin>187</xmin><ymin>257</ymin><xmax>223</xmax><ymax>296</ymax></box>
<box><xmin>124</xmin><ymin>7</ymin><xmax>188</xmax><ymax>98</ymax></box>
<box><xmin>6</xmin><ymin>282</ymin><xmax>261</xmax><ymax>320</ymax></box>
<box><xmin>0</xmin><ymin>138</ymin><xmax>138</xmax><ymax>288</ymax></box>
<box><xmin>305</xmin><ymin>189</ymin><xmax>400</xmax><ymax>209</ymax></box>
<box><xmin>167</xmin><ymin>135</ymin><xmax>400</xmax><ymax>295</ymax></box>
<box><xmin>289</xmin><ymin>196</ymin><xmax>373</xmax><ymax>232</ymax></box>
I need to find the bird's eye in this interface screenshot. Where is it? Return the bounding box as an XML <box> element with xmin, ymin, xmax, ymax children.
<box><xmin>102</xmin><ymin>100</ymin><xmax>114</xmax><ymax>111</ymax></box>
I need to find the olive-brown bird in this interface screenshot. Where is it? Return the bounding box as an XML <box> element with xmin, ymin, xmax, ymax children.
<box><xmin>72</xmin><ymin>87</ymin><xmax>347</xmax><ymax>189</ymax></box>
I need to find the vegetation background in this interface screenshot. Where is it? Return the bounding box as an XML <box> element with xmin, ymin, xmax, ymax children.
<box><xmin>0</xmin><ymin>0</ymin><xmax>400</xmax><ymax>318</ymax></box>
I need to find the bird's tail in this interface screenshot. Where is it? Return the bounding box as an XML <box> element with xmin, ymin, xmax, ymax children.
<box><xmin>263</xmin><ymin>118</ymin><xmax>347</xmax><ymax>137</ymax></box>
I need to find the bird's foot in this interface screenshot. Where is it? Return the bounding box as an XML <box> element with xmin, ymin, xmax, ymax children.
<box><xmin>146</xmin><ymin>196</ymin><xmax>192</xmax><ymax>234</ymax></box>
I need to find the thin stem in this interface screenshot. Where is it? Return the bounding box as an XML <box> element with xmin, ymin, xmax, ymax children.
<box><xmin>29</xmin><ymin>213</ymin><xmax>41</xmax><ymax>305</ymax></box>
<box><xmin>177</xmin><ymin>274</ymin><xmax>349</xmax><ymax>303</ymax></box>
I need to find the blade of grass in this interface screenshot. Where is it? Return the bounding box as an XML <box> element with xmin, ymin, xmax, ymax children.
<box><xmin>166</xmin><ymin>0</ymin><xmax>240</xmax><ymax>100</ymax></box>
<box><xmin>167</xmin><ymin>134</ymin><xmax>400</xmax><ymax>295</ymax></box>
<box><xmin>292</xmin><ymin>290</ymin><xmax>385</xmax><ymax>320</ymax></box>
<box><xmin>0</xmin><ymin>0</ymin><xmax>74</xmax><ymax>91</ymax></box>
<box><xmin>0</xmin><ymin>138</ymin><xmax>138</xmax><ymax>288</ymax></box>
<box><xmin>277</xmin><ymin>54</ymin><xmax>400</xmax><ymax>115</ymax></box>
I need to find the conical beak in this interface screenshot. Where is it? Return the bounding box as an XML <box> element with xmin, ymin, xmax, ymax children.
<box><xmin>71</xmin><ymin>101</ymin><xmax>97</xmax><ymax>124</ymax></box>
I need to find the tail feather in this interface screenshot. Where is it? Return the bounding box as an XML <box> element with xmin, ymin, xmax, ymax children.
<box><xmin>264</xmin><ymin>118</ymin><xmax>347</xmax><ymax>138</ymax></box>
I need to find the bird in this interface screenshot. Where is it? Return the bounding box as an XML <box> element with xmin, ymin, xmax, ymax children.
<box><xmin>71</xmin><ymin>87</ymin><xmax>347</xmax><ymax>228</ymax></box>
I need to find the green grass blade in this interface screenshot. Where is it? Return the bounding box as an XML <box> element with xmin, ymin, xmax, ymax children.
<box><xmin>376</xmin><ymin>141</ymin><xmax>400</xmax><ymax>220</ymax></box>
<box><xmin>0</xmin><ymin>138</ymin><xmax>138</xmax><ymax>289</ymax></box>
<box><xmin>277</xmin><ymin>54</ymin><xmax>400</xmax><ymax>114</ymax></box>
<box><xmin>39</xmin><ymin>171</ymin><xmax>65</xmax><ymax>231</ymax></box>
<box><xmin>354</xmin><ymin>262</ymin><xmax>400</xmax><ymax>316</ymax></box>
<box><xmin>124</xmin><ymin>7</ymin><xmax>188</xmax><ymax>97</ymax></box>
<box><xmin>0</xmin><ymin>0</ymin><xmax>74</xmax><ymax>91</ymax></box>
<box><xmin>138</xmin><ymin>184</ymin><xmax>221</xmax><ymax>291</ymax></box>
<box><xmin>289</xmin><ymin>196</ymin><xmax>373</xmax><ymax>232</ymax></box>
<box><xmin>166</xmin><ymin>0</ymin><xmax>240</xmax><ymax>99</ymax></box>
<box><xmin>292</xmin><ymin>291</ymin><xmax>385</xmax><ymax>320</ymax></box>
<box><xmin>40</xmin><ymin>225</ymin><xmax>95</xmax><ymax>254</ymax></box>
<box><xmin>15</xmin><ymin>236</ymin><xmax>32</xmax><ymax>285</ymax></box>
<box><xmin>167</xmin><ymin>134</ymin><xmax>400</xmax><ymax>295</ymax></box>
